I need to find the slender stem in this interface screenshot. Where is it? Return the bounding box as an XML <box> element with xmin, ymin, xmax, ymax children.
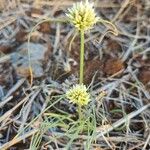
<box><xmin>79</xmin><ymin>30</ymin><xmax>85</xmax><ymax>84</ymax></box>
<box><xmin>78</xmin><ymin>104</ymin><xmax>82</xmax><ymax>122</ymax></box>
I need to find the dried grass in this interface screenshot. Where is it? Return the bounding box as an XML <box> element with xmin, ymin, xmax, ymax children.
<box><xmin>0</xmin><ymin>0</ymin><xmax>150</xmax><ymax>149</ymax></box>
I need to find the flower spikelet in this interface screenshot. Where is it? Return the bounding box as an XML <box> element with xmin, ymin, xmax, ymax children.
<box><xmin>66</xmin><ymin>0</ymin><xmax>99</xmax><ymax>31</ymax></box>
<box><xmin>66</xmin><ymin>84</ymin><xmax>90</xmax><ymax>106</ymax></box>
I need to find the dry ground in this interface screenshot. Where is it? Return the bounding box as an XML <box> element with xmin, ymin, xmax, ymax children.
<box><xmin>0</xmin><ymin>0</ymin><xmax>150</xmax><ymax>149</ymax></box>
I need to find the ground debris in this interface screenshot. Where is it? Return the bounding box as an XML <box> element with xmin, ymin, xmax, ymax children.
<box><xmin>0</xmin><ymin>0</ymin><xmax>150</xmax><ymax>149</ymax></box>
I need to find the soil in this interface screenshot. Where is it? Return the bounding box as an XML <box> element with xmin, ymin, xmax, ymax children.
<box><xmin>0</xmin><ymin>0</ymin><xmax>150</xmax><ymax>149</ymax></box>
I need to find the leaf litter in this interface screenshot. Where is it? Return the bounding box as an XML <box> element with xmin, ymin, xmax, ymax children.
<box><xmin>0</xmin><ymin>0</ymin><xmax>150</xmax><ymax>149</ymax></box>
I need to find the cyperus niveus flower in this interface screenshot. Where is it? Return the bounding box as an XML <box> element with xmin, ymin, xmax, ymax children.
<box><xmin>66</xmin><ymin>84</ymin><xmax>90</xmax><ymax>106</ymax></box>
<box><xmin>66</xmin><ymin>0</ymin><xmax>99</xmax><ymax>31</ymax></box>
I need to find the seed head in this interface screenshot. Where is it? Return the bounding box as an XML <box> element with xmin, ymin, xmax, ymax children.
<box><xmin>66</xmin><ymin>0</ymin><xmax>99</xmax><ymax>31</ymax></box>
<box><xmin>66</xmin><ymin>84</ymin><xmax>90</xmax><ymax>106</ymax></box>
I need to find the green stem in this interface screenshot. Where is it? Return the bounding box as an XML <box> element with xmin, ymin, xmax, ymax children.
<box><xmin>78</xmin><ymin>104</ymin><xmax>82</xmax><ymax>122</ymax></box>
<box><xmin>79</xmin><ymin>30</ymin><xmax>85</xmax><ymax>84</ymax></box>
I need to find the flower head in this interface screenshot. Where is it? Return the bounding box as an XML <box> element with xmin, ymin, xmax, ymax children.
<box><xmin>66</xmin><ymin>0</ymin><xmax>99</xmax><ymax>31</ymax></box>
<box><xmin>66</xmin><ymin>84</ymin><xmax>90</xmax><ymax>106</ymax></box>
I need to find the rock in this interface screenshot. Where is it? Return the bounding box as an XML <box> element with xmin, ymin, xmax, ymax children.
<box><xmin>10</xmin><ymin>42</ymin><xmax>49</xmax><ymax>78</ymax></box>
